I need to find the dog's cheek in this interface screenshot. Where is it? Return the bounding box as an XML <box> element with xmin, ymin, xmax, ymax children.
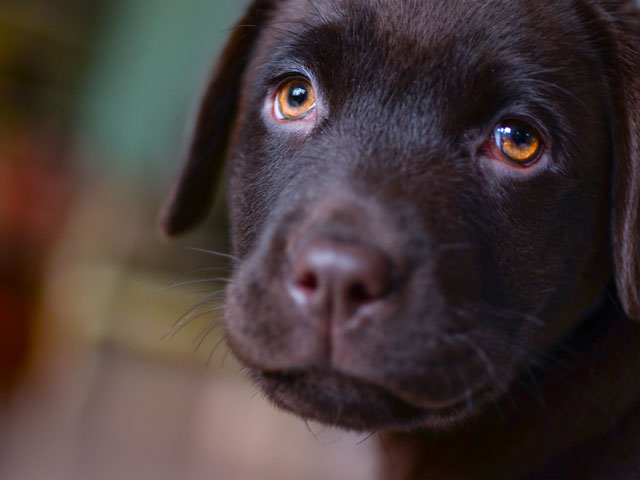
<box><xmin>226</xmin><ymin>120</ymin><xmax>317</xmax><ymax>259</ymax></box>
<box><xmin>479</xmin><ymin>162</ymin><xmax>610</xmax><ymax>344</ymax></box>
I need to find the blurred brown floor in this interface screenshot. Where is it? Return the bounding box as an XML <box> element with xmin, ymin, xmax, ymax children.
<box><xmin>0</xmin><ymin>184</ymin><xmax>378</xmax><ymax>480</ymax></box>
<box><xmin>1</xmin><ymin>345</ymin><xmax>377</xmax><ymax>480</ymax></box>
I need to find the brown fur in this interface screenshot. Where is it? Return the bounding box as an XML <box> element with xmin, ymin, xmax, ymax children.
<box><xmin>161</xmin><ymin>0</ymin><xmax>640</xmax><ymax>477</ymax></box>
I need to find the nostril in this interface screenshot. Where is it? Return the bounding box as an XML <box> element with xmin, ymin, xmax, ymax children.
<box><xmin>347</xmin><ymin>281</ymin><xmax>375</xmax><ymax>303</ymax></box>
<box><xmin>296</xmin><ymin>270</ymin><xmax>318</xmax><ymax>291</ymax></box>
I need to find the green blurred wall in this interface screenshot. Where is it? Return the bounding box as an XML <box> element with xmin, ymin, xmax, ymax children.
<box><xmin>78</xmin><ymin>0</ymin><xmax>245</xmax><ymax>178</ymax></box>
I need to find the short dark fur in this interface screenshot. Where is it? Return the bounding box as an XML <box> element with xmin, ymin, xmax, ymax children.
<box><xmin>161</xmin><ymin>0</ymin><xmax>640</xmax><ymax>477</ymax></box>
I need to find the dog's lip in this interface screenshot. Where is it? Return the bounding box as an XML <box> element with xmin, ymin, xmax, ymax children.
<box><xmin>261</xmin><ymin>365</ymin><xmax>490</xmax><ymax>414</ymax></box>
<box><xmin>383</xmin><ymin>381</ymin><xmax>484</xmax><ymax>410</ymax></box>
<box><xmin>345</xmin><ymin>370</ymin><xmax>492</xmax><ymax>412</ymax></box>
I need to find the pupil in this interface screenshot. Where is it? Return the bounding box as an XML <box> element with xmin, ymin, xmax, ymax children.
<box><xmin>288</xmin><ymin>85</ymin><xmax>308</xmax><ymax>107</ymax></box>
<box><xmin>511</xmin><ymin>128</ymin><xmax>532</xmax><ymax>147</ymax></box>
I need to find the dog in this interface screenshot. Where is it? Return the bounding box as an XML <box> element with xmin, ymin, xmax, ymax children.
<box><xmin>160</xmin><ymin>0</ymin><xmax>640</xmax><ymax>477</ymax></box>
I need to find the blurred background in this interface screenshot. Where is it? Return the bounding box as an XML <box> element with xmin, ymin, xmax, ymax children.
<box><xmin>0</xmin><ymin>1</ymin><xmax>377</xmax><ymax>478</ymax></box>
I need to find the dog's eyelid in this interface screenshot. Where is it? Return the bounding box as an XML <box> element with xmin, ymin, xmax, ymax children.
<box><xmin>262</xmin><ymin>57</ymin><xmax>317</xmax><ymax>86</ymax></box>
<box><xmin>267</xmin><ymin>69</ymin><xmax>313</xmax><ymax>87</ymax></box>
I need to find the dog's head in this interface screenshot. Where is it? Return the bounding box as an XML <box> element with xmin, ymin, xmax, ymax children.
<box><xmin>160</xmin><ymin>0</ymin><xmax>640</xmax><ymax>430</ymax></box>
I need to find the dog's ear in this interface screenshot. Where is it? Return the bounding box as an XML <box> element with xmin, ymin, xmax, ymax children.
<box><xmin>608</xmin><ymin>5</ymin><xmax>640</xmax><ymax>320</ymax></box>
<box><xmin>159</xmin><ymin>1</ymin><xmax>272</xmax><ymax>237</ymax></box>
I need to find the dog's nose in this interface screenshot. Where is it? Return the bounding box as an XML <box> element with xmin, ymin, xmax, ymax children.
<box><xmin>289</xmin><ymin>238</ymin><xmax>392</xmax><ymax>322</ymax></box>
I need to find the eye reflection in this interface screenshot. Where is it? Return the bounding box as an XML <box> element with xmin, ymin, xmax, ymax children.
<box><xmin>493</xmin><ymin>120</ymin><xmax>541</xmax><ymax>165</ymax></box>
<box><xmin>275</xmin><ymin>78</ymin><xmax>316</xmax><ymax>120</ymax></box>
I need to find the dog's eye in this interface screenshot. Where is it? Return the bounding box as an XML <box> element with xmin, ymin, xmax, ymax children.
<box><xmin>274</xmin><ymin>78</ymin><xmax>316</xmax><ymax>120</ymax></box>
<box><xmin>493</xmin><ymin>120</ymin><xmax>542</xmax><ymax>165</ymax></box>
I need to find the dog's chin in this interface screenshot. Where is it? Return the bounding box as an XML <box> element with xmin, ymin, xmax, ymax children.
<box><xmin>249</xmin><ymin>367</ymin><xmax>497</xmax><ymax>431</ymax></box>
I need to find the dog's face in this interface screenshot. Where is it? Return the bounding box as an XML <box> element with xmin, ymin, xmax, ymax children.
<box><xmin>161</xmin><ymin>0</ymin><xmax>640</xmax><ymax>431</ymax></box>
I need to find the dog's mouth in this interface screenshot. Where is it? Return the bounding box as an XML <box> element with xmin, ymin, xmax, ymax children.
<box><xmin>252</xmin><ymin>366</ymin><xmax>495</xmax><ymax>431</ymax></box>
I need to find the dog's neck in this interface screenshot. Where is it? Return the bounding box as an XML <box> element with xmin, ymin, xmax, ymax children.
<box><xmin>379</xmin><ymin>298</ymin><xmax>640</xmax><ymax>479</ymax></box>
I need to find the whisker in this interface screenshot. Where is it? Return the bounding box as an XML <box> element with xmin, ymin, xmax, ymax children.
<box><xmin>220</xmin><ymin>347</ymin><xmax>232</xmax><ymax>368</ymax></box>
<box><xmin>449</xmin><ymin>333</ymin><xmax>510</xmax><ymax>408</ymax></box>
<box><xmin>169</xmin><ymin>265</ymin><xmax>233</xmax><ymax>285</ymax></box>
<box><xmin>207</xmin><ymin>336</ymin><xmax>228</xmax><ymax>367</ymax></box>
<box><xmin>164</xmin><ymin>306</ymin><xmax>225</xmax><ymax>340</ymax></box>
<box><xmin>378</xmin><ymin>434</ymin><xmax>400</xmax><ymax>478</ymax></box>
<box><xmin>151</xmin><ymin>277</ymin><xmax>231</xmax><ymax>296</ymax></box>
<box><xmin>531</xmin><ymin>347</ymin><xmax>577</xmax><ymax>374</ymax></box>
<box><xmin>454</xmin><ymin>364</ymin><xmax>475</xmax><ymax>412</ymax></box>
<box><xmin>193</xmin><ymin>320</ymin><xmax>223</xmax><ymax>351</ymax></box>
<box><xmin>572</xmin><ymin>383</ymin><xmax>617</xmax><ymax>423</ymax></box>
<box><xmin>183</xmin><ymin>306</ymin><xmax>225</xmax><ymax>331</ymax></box>
<box><xmin>522</xmin><ymin>364</ymin><xmax>549</xmax><ymax>414</ymax></box>
<box><xmin>489</xmin><ymin>307</ymin><xmax>546</xmax><ymax>327</ymax></box>
<box><xmin>188</xmin><ymin>246</ymin><xmax>239</xmax><ymax>262</ymax></box>
<box><xmin>490</xmin><ymin>398</ymin><xmax>508</xmax><ymax>421</ymax></box>
<box><xmin>552</xmin><ymin>342</ymin><xmax>595</xmax><ymax>375</ymax></box>
<box><xmin>303</xmin><ymin>419</ymin><xmax>321</xmax><ymax>443</ymax></box>
<box><xmin>356</xmin><ymin>430</ymin><xmax>378</xmax><ymax>446</ymax></box>
<box><xmin>160</xmin><ymin>292</ymin><xmax>225</xmax><ymax>340</ymax></box>
<box><xmin>513</xmin><ymin>375</ymin><xmax>549</xmax><ymax>412</ymax></box>
<box><xmin>453</xmin><ymin>300</ymin><xmax>546</xmax><ymax>329</ymax></box>
<box><xmin>540</xmin><ymin>362</ymin><xmax>618</xmax><ymax>424</ymax></box>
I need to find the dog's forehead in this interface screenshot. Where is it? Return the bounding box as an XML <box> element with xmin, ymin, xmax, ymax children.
<box><xmin>271</xmin><ymin>0</ymin><xmax>576</xmax><ymax>49</ymax></box>
<box><xmin>258</xmin><ymin>0</ymin><xmax>595</xmax><ymax>111</ymax></box>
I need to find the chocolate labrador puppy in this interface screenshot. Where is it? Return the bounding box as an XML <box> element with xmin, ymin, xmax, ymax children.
<box><xmin>160</xmin><ymin>0</ymin><xmax>640</xmax><ymax>477</ymax></box>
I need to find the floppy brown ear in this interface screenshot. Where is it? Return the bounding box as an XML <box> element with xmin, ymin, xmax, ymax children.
<box><xmin>159</xmin><ymin>1</ymin><xmax>273</xmax><ymax>237</ymax></box>
<box><xmin>608</xmin><ymin>4</ymin><xmax>640</xmax><ymax>320</ymax></box>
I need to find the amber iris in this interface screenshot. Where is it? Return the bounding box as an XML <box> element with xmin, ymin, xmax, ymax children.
<box><xmin>494</xmin><ymin>120</ymin><xmax>541</xmax><ymax>164</ymax></box>
<box><xmin>276</xmin><ymin>78</ymin><xmax>315</xmax><ymax>119</ymax></box>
